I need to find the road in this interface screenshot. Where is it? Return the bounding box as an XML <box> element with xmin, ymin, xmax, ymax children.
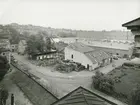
<box><xmin>12</xmin><ymin>53</ymin><xmax>127</xmax><ymax>105</ymax></box>
<box><xmin>13</xmin><ymin>53</ymin><xmax>93</xmax><ymax>97</ymax></box>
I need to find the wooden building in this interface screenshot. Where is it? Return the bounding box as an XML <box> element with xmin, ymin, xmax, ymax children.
<box><xmin>28</xmin><ymin>50</ymin><xmax>58</xmax><ymax>60</ymax></box>
<box><xmin>122</xmin><ymin>17</ymin><xmax>140</xmax><ymax>57</ymax></box>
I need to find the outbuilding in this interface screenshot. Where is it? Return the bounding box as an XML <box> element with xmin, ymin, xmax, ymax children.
<box><xmin>64</xmin><ymin>42</ymin><xmax>111</xmax><ymax>71</ymax></box>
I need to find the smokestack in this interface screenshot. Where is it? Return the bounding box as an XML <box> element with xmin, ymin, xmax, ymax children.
<box><xmin>11</xmin><ymin>94</ymin><xmax>14</xmax><ymax>105</ymax></box>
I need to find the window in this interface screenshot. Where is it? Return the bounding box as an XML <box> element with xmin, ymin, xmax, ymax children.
<box><xmin>71</xmin><ymin>54</ymin><xmax>73</xmax><ymax>59</ymax></box>
<box><xmin>87</xmin><ymin>64</ymin><xmax>89</xmax><ymax>69</ymax></box>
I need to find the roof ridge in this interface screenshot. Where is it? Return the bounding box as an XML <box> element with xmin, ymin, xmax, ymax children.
<box><xmin>122</xmin><ymin>17</ymin><xmax>140</xmax><ymax>27</ymax></box>
<box><xmin>82</xmin><ymin>89</ymin><xmax>90</xmax><ymax>105</ymax></box>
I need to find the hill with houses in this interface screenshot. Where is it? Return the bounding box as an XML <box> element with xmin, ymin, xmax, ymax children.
<box><xmin>0</xmin><ymin>23</ymin><xmax>134</xmax><ymax>41</ymax></box>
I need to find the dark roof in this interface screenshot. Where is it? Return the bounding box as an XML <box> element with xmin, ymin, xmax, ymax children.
<box><xmin>52</xmin><ymin>86</ymin><xmax>117</xmax><ymax>105</ymax></box>
<box><xmin>31</xmin><ymin>50</ymin><xmax>57</xmax><ymax>56</ymax></box>
<box><xmin>0</xmin><ymin>48</ymin><xmax>10</xmax><ymax>53</ymax></box>
<box><xmin>67</xmin><ymin>42</ymin><xmax>94</xmax><ymax>53</ymax></box>
<box><xmin>122</xmin><ymin>17</ymin><xmax>140</xmax><ymax>27</ymax></box>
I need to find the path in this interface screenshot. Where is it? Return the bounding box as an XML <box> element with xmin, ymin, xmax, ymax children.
<box><xmin>12</xmin><ymin>53</ymin><xmax>127</xmax><ymax>105</ymax></box>
<box><xmin>0</xmin><ymin>66</ymin><xmax>33</xmax><ymax>105</ymax></box>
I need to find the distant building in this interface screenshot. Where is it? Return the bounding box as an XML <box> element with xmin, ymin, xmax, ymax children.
<box><xmin>0</xmin><ymin>48</ymin><xmax>10</xmax><ymax>62</ymax></box>
<box><xmin>122</xmin><ymin>17</ymin><xmax>140</xmax><ymax>58</ymax></box>
<box><xmin>64</xmin><ymin>42</ymin><xmax>111</xmax><ymax>71</ymax></box>
<box><xmin>89</xmin><ymin>46</ymin><xmax>132</xmax><ymax>57</ymax></box>
<box><xmin>0</xmin><ymin>38</ymin><xmax>11</xmax><ymax>63</ymax></box>
<box><xmin>52</xmin><ymin>86</ymin><xmax>118</xmax><ymax>105</ymax></box>
<box><xmin>29</xmin><ymin>50</ymin><xmax>58</xmax><ymax>60</ymax></box>
<box><xmin>18</xmin><ymin>40</ymin><xmax>27</xmax><ymax>55</ymax></box>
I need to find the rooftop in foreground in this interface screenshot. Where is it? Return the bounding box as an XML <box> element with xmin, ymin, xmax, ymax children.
<box><xmin>52</xmin><ymin>86</ymin><xmax>117</xmax><ymax>105</ymax></box>
<box><xmin>122</xmin><ymin>17</ymin><xmax>140</xmax><ymax>28</ymax></box>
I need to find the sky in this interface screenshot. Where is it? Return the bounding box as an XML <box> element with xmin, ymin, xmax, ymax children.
<box><xmin>0</xmin><ymin>0</ymin><xmax>140</xmax><ymax>31</ymax></box>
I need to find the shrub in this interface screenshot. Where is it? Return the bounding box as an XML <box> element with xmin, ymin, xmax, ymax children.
<box><xmin>92</xmin><ymin>71</ymin><xmax>114</xmax><ymax>94</ymax></box>
<box><xmin>129</xmin><ymin>85</ymin><xmax>140</xmax><ymax>105</ymax></box>
<box><xmin>0</xmin><ymin>56</ymin><xmax>9</xmax><ymax>81</ymax></box>
<box><xmin>0</xmin><ymin>88</ymin><xmax>9</xmax><ymax>105</ymax></box>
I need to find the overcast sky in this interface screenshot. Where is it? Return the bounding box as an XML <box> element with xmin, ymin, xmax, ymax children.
<box><xmin>0</xmin><ymin>0</ymin><xmax>140</xmax><ymax>30</ymax></box>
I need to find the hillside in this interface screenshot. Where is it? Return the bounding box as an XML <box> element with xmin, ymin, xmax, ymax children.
<box><xmin>1</xmin><ymin>23</ymin><xmax>134</xmax><ymax>41</ymax></box>
<box><xmin>9</xmin><ymin>23</ymin><xmax>77</xmax><ymax>38</ymax></box>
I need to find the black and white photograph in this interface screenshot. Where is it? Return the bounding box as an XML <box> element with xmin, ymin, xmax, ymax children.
<box><xmin>0</xmin><ymin>0</ymin><xmax>140</xmax><ymax>105</ymax></box>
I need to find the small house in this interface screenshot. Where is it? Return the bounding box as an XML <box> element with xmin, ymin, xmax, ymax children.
<box><xmin>64</xmin><ymin>42</ymin><xmax>111</xmax><ymax>71</ymax></box>
<box><xmin>122</xmin><ymin>17</ymin><xmax>140</xmax><ymax>58</ymax></box>
<box><xmin>18</xmin><ymin>40</ymin><xmax>27</xmax><ymax>55</ymax></box>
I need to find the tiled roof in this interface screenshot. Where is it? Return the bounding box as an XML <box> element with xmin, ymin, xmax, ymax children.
<box><xmin>52</xmin><ymin>86</ymin><xmax>116</xmax><ymax>105</ymax></box>
<box><xmin>67</xmin><ymin>42</ymin><xmax>110</xmax><ymax>64</ymax></box>
<box><xmin>67</xmin><ymin>42</ymin><xmax>94</xmax><ymax>53</ymax></box>
<box><xmin>85</xmin><ymin>50</ymin><xmax>110</xmax><ymax>64</ymax></box>
<box><xmin>122</xmin><ymin>17</ymin><xmax>140</xmax><ymax>27</ymax></box>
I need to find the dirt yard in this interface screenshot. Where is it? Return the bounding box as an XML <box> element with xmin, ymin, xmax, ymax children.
<box><xmin>12</xmin><ymin>53</ymin><xmax>127</xmax><ymax>105</ymax></box>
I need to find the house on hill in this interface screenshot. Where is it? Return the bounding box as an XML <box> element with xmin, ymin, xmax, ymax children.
<box><xmin>122</xmin><ymin>17</ymin><xmax>140</xmax><ymax>58</ymax></box>
<box><xmin>51</xmin><ymin>86</ymin><xmax>117</xmax><ymax>105</ymax></box>
<box><xmin>64</xmin><ymin>42</ymin><xmax>111</xmax><ymax>71</ymax></box>
<box><xmin>18</xmin><ymin>40</ymin><xmax>27</xmax><ymax>55</ymax></box>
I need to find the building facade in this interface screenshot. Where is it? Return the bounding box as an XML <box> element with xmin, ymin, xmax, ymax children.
<box><xmin>64</xmin><ymin>42</ymin><xmax>111</xmax><ymax>71</ymax></box>
<box><xmin>122</xmin><ymin>17</ymin><xmax>140</xmax><ymax>58</ymax></box>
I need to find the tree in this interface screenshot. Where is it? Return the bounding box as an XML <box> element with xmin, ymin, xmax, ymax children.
<box><xmin>129</xmin><ymin>85</ymin><xmax>140</xmax><ymax>105</ymax></box>
<box><xmin>26</xmin><ymin>35</ymin><xmax>40</xmax><ymax>55</ymax></box>
<box><xmin>4</xmin><ymin>25</ymin><xmax>20</xmax><ymax>44</ymax></box>
<box><xmin>0</xmin><ymin>88</ymin><xmax>9</xmax><ymax>105</ymax></box>
<box><xmin>0</xmin><ymin>55</ymin><xmax>9</xmax><ymax>81</ymax></box>
<box><xmin>92</xmin><ymin>71</ymin><xmax>114</xmax><ymax>94</ymax></box>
